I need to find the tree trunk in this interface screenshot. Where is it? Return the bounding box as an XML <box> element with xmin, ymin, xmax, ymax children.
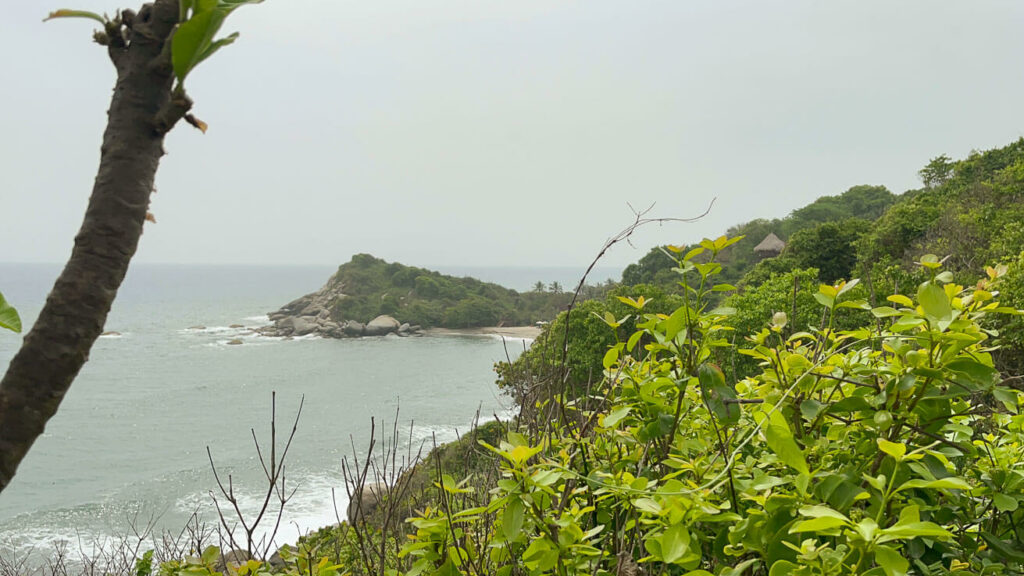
<box><xmin>0</xmin><ymin>0</ymin><xmax>187</xmax><ymax>493</ymax></box>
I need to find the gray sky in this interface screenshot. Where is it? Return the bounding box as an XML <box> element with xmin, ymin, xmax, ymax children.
<box><xmin>2</xmin><ymin>1</ymin><xmax>1023</xmax><ymax>268</ymax></box>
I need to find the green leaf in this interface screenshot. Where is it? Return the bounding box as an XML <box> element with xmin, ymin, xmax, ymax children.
<box><xmin>626</xmin><ymin>329</ymin><xmax>644</xmax><ymax>352</ymax></box>
<box><xmin>200</xmin><ymin>545</ymin><xmax>220</xmax><ymax>566</ymax></box>
<box><xmin>173</xmin><ymin>7</ymin><xmax>228</xmax><ymax>82</ymax></box>
<box><xmin>980</xmin><ymin>531</ymin><xmax>1024</xmax><ymax>561</ymax></box>
<box><xmin>887</xmin><ymin>294</ymin><xmax>914</xmax><ymax>307</ymax></box>
<box><xmin>813</xmin><ymin>291</ymin><xmax>835</xmax><ymax>308</ymax></box>
<box><xmin>874</xmin><ymin>545</ymin><xmax>909</xmax><ymax>576</ymax></box>
<box><xmin>659</xmin><ymin>524</ymin><xmax>690</xmax><ymax>564</ymax></box>
<box><xmin>800</xmin><ymin>399</ymin><xmax>825</xmax><ymax>421</ymax></box>
<box><xmin>878</xmin><ymin>508</ymin><xmax>951</xmax><ymax>542</ymax></box>
<box><xmin>918</xmin><ymin>254</ymin><xmax>941</xmax><ymax>268</ymax></box>
<box><xmin>531</xmin><ymin>469</ymin><xmax>561</xmax><ymax>487</ymax></box>
<box><xmin>662</xmin><ymin>306</ymin><xmax>688</xmax><ymax>340</ymax></box>
<box><xmin>0</xmin><ymin>291</ymin><xmax>21</xmax><ymax>333</ymax></box>
<box><xmin>682</xmin><ymin>246</ymin><xmax>705</xmax><ymax>261</ymax></box>
<box><xmin>994</xmin><ymin>493</ymin><xmax>1019</xmax><ymax>512</ymax></box>
<box><xmin>837</xmin><ymin>278</ymin><xmax>860</xmax><ymax>295</ymax></box>
<box><xmin>756</xmin><ymin>408</ymin><xmax>809</xmax><ymax>475</ymax></box>
<box><xmin>193</xmin><ymin>31</ymin><xmax>240</xmax><ymax>69</ymax></box>
<box><xmin>718</xmin><ymin>559</ymin><xmax>759</xmax><ymax>576</ymax></box>
<box><xmin>699</xmin><ymin>363</ymin><xmax>740</xmax><ymax>425</ymax></box>
<box><xmin>502</xmin><ymin>498</ymin><xmax>524</xmax><ymax>541</ymax></box>
<box><xmin>522</xmin><ymin>537</ymin><xmax>558</xmax><ymax>571</ymax></box>
<box><xmin>789</xmin><ymin>516</ymin><xmax>848</xmax><ymax>533</ymax></box>
<box><xmin>894</xmin><ymin>477</ymin><xmax>970</xmax><ymax>494</ymax></box>
<box><xmin>872</xmin><ymin>306</ymin><xmax>903</xmax><ymax>318</ymax></box>
<box><xmin>829</xmin><ymin>396</ymin><xmax>871</xmax><ymax>414</ymax></box>
<box><xmin>44</xmin><ymin>9</ymin><xmax>106</xmax><ymax>23</ymax></box>
<box><xmin>944</xmin><ymin>358</ymin><xmax>998</xmax><ymax>386</ymax></box>
<box><xmin>603</xmin><ymin>346</ymin><xmax>620</xmax><ymax>370</ymax></box>
<box><xmin>993</xmin><ymin>387</ymin><xmax>1019</xmax><ymax>413</ymax></box>
<box><xmin>917</xmin><ymin>282</ymin><xmax>952</xmax><ymax>321</ymax></box>
<box><xmin>603</xmin><ymin>405</ymin><xmax>631</xmax><ymax>428</ymax></box>
<box><xmin>798</xmin><ymin>505</ymin><xmax>851</xmax><ymax>521</ymax></box>
<box><xmin>878</xmin><ymin>521</ymin><xmax>951</xmax><ymax>542</ymax></box>
<box><xmin>877</xmin><ymin>438</ymin><xmax>907</xmax><ymax>461</ymax></box>
<box><xmin>854</xmin><ymin>518</ymin><xmax>879</xmax><ymax>542</ymax></box>
<box><xmin>633</xmin><ymin>497</ymin><xmax>661</xmax><ymax>514</ymax></box>
<box><xmin>769</xmin><ymin>561</ymin><xmax>798</xmax><ymax>576</ymax></box>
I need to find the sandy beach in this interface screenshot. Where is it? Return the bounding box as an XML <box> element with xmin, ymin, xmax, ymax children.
<box><xmin>424</xmin><ymin>326</ymin><xmax>543</xmax><ymax>339</ymax></box>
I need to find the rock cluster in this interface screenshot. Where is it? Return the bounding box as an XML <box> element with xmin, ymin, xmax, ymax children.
<box><xmin>257</xmin><ymin>271</ymin><xmax>422</xmax><ymax>339</ymax></box>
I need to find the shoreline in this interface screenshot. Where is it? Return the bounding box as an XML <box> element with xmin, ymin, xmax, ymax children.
<box><xmin>424</xmin><ymin>326</ymin><xmax>542</xmax><ymax>339</ymax></box>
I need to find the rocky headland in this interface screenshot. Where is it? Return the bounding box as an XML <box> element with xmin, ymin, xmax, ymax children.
<box><xmin>257</xmin><ymin>270</ymin><xmax>423</xmax><ymax>339</ymax></box>
<box><xmin>255</xmin><ymin>254</ymin><xmax>571</xmax><ymax>339</ymax></box>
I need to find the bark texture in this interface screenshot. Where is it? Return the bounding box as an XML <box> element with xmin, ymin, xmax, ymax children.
<box><xmin>0</xmin><ymin>0</ymin><xmax>187</xmax><ymax>492</ymax></box>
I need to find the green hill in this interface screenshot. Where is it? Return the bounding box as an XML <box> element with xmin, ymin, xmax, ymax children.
<box><xmin>326</xmin><ymin>254</ymin><xmax>576</xmax><ymax>328</ymax></box>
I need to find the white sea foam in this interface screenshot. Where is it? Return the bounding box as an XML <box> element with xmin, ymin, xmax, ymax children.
<box><xmin>484</xmin><ymin>334</ymin><xmax>534</xmax><ymax>347</ymax></box>
<box><xmin>243</xmin><ymin>315</ymin><xmax>273</xmax><ymax>326</ymax></box>
<box><xmin>173</xmin><ymin>472</ymin><xmax>348</xmax><ymax>549</ymax></box>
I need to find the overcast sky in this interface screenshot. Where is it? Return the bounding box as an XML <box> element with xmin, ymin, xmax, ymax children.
<box><xmin>1</xmin><ymin>1</ymin><xmax>1022</xmax><ymax>268</ymax></box>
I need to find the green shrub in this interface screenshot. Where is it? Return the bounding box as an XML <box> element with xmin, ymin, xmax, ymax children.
<box><xmin>404</xmin><ymin>238</ymin><xmax>1024</xmax><ymax>576</ymax></box>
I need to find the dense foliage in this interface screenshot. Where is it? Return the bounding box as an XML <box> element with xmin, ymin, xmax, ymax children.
<box><xmin>394</xmin><ymin>239</ymin><xmax>1023</xmax><ymax>576</ymax></box>
<box><xmin>495</xmin><ymin>284</ymin><xmax>685</xmax><ymax>404</ymax></box>
<box><xmin>328</xmin><ymin>254</ymin><xmax>594</xmax><ymax>328</ymax></box>
<box><xmin>621</xmin><ymin>185</ymin><xmax>896</xmax><ymax>289</ymax></box>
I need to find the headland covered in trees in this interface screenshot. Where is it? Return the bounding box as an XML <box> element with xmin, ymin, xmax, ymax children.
<box><xmin>257</xmin><ymin>254</ymin><xmax>612</xmax><ymax>339</ymax></box>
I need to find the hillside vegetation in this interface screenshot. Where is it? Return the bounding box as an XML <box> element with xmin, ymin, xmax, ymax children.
<box><xmin>326</xmin><ymin>254</ymin><xmax>607</xmax><ymax>328</ymax></box>
<box><xmin>513</xmin><ymin>138</ymin><xmax>1024</xmax><ymax>391</ymax></box>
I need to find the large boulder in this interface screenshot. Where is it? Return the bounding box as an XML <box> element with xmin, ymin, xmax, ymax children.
<box><xmin>322</xmin><ymin>322</ymin><xmax>345</xmax><ymax>338</ymax></box>
<box><xmin>268</xmin><ymin>545</ymin><xmax>294</xmax><ymax>569</ymax></box>
<box><xmin>216</xmin><ymin>550</ymin><xmax>252</xmax><ymax>573</ymax></box>
<box><xmin>279</xmin><ymin>295</ymin><xmax>312</xmax><ymax>315</ymax></box>
<box><xmin>364</xmin><ymin>315</ymin><xmax>401</xmax><ymax>336</ymax></box>
<box><xmin>273</xmin><ymin>316</ymin><xmax>296</xmax><ymax>334</ymax></box>
<box><xmin>343</xmin><ymin>321</ymin><xmax>365</xmax><ymax>337</ymax></box>
<box><xmin>347</xmin><ymin>482</ymin><xmax>388</xmax><ymax>524</ymax></box>
<box><xmin>293</xmin><ymin>316</ymin><xmax>318</xmax><ymax>336</ymax></box>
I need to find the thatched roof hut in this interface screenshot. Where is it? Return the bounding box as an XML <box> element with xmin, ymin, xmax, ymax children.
<box><xmin>753</xmin><ymin>232</ymin><xmax>785</xmax><ymax>257</ymax></box>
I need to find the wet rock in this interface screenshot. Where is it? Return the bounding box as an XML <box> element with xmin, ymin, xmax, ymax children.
<box><xmin>216</xmin><ymin>550</ymin><xmax>252</xmax><ymax>573</ymax></box>
<box><xmin>365</xmin><ymin>315</ymin><xmax>401</xmax><ymax>336</ymax></box>
<box><xmin>293</xmin><ymin>316</ymin><xmax>318</xmax><ymax>336</ymax></box>
<box><xmin>343</xmin><ymin>321</ymin><xmax>365</xmax><ymax>337</ymax></box>
<box><xmin>268</xmin><ymin>545</ymin><xmax>294</xmax><ymax>569</ymax></box>
<box><xmin>227</xmin><ymin>339</ymin><xmax>244</xmax><ymax>345</ymax></box>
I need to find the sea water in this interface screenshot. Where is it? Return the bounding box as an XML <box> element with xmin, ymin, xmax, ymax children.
<box><xmin>0</xmin><ymin>263</ymin><xmax>597</xmax><ymax>558</ymax></box>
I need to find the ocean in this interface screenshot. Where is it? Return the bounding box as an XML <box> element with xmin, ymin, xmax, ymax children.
<box><xmin>0</xmin><ymin>262</ymin><xmax>615</xmax><ymax>559</ymax></box>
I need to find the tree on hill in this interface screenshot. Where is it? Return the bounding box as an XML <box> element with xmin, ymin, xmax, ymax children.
<box><xmin>786</xmin><ymin>218</ymin><xmax>872</xmax><ymax>284</ymax></box>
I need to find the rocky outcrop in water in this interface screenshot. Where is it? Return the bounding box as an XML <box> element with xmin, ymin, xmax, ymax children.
<box><xmin>258</xmin><ymin>272</ymin><xmax>421</xmax><ymax>339</ymax></box>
